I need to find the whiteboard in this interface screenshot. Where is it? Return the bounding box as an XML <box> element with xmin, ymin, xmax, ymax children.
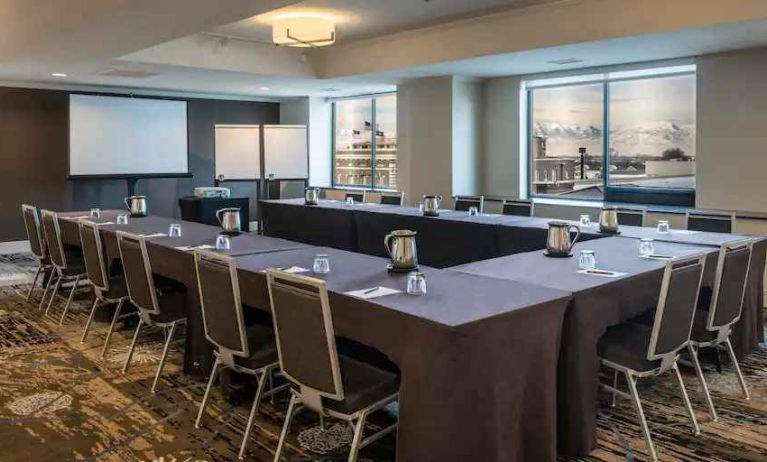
<box><xmin>264</xmin><ymin>125</ymin><xmax>308</xmax><ymax>179</ymax></box>
<box><xmin>214</xmin><ymin>125</ymin><xmax>261</xmax><ymax>180</ymax></box>
<box><xmin>69</xmin><ymin>94</ymin><xmax>188</xmax><ymax>176</ymax></box>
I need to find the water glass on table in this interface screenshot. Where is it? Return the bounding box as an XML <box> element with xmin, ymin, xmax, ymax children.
<box><xmin>406</xmin><ymin>271</ymin><xmax>427</xmax><ymax>295</ymax></box>
<box><xmin>656</xmin><ymin>220</ymin><xmax>670</xmax><ymax>234</ymax></box>
<box><xmin>468</xmin><ymin>206</ymin><xmax>479</xmax><ymax>216</ymax></box>
<box><xmin>313</xmin><ymin>254</ymin><xmax>331</xmax><ymax>274</ymax></box>
<box><xmin>116</xmin><ymin>213</ymin><xmax>129</xmax><ymax>225</ymax></box>
<box><xmin>639</xmin><ymin>238</ymin><xmax>655</xmax><ymax>257</ymax></box>
<box><xmin>215</xmin><ymin>235</ymin><xmax>231</xmax><ymax>250</ymax></box>
<box><xmin>579</xmin><ymin>250</ymin><xmax>596</xmax><ymax>270</ymax></box>
<box><xmin>579</xmin><ymin>214</ymin><xmax>592</xmax><ymax>227</ymax></box>
<box><xmin>168</xmin><ymin>223</ymin><xmax>182</xmax><ymax>237</ymax></box>
<box><xmin>345</xmin><ymin>197</ymin><xmax>355</xmax><ymax>206</ymax></box>
<box><xmin>90</xmin><ymin>208</ymin><xmax>101</xmax><ymax>219</ymax></box>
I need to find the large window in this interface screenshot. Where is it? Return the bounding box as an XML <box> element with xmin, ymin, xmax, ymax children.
<box><xmin>527</xmin><ymin>66</ymin><xmax>696</xmax><ymax>204</ymax></box>
<box><xmin>333</xmin><ymin>94</ymin><xmax>397</xmax><ymax>189</ymax></box>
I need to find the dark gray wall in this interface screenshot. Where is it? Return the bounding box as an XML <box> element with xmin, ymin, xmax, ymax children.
<box><xmin>1</xmin><ymin>86</ymin><xmax>279</xmax><ymax>241</ymax></box>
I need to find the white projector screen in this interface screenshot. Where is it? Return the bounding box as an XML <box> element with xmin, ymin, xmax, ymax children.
<box><xmin>214</xmin><ymin>125</ymin><xmax>261</xmax><ymax>180</ymax></box>
<box><xmin>69</xmin><ymin>94</ymin><xmax>189</xmax><ymax>177</ymax></box>
<box><xmin>263</xmin><ymin>125</ymin><xmax>308</xmax><ymax>179</ymax></box>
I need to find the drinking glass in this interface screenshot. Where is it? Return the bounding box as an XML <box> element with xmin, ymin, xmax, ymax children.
<box><xmin>656</xmin><ymin>220</ymin><xmax>670</xmax><ymax>234</ymax></box>
<box><xmin>639</xmin><ymin>238</ymin><xmax>655</xmax><ymax>257</ymax></box>
<box><xmin>168</xmin><ymin>223</ymin><xmax>182</xmax><ymax>237</ymax></box>
<box><xmin>345</xmin><ymin>197</ymin><xmax>355</xmax><ymax>206</ymax></box>
<box><xmin>90</xmin><ymin>208</ymin><xmax>101</xmax><ymax>219</ymax></box>
<box><xmin>215</xmin><ymin>235</ymin><xmax>231</xmax><ymax>250</ymax></box>
<box><xmin>579</xmin><ymin>214</ymin><xmax>592</xmax><ymax>227</ymax></box>
<box><xmin>418</xmin><ymin>203</ymin><xmax>424</xmax><ymax>212</ymax></box>
<box><xmin>116</xmin><ymin>213</ymin><xmax>129</xmax><ymax>225</ymax></box>
<box><xmin>579</xmin><ymin>250</ymin><xmax>596</xmax><ymax>270</ymax></box>
<box><xmin>406</xmin><ymin>271</ymin><xmax>427</xmax><ymax>296</ymax></box>
<box><xmin>313</xmin><ymin>254</ymin><xmax>331</xmax><ymax>274</ymax></box>
<box><xmin>468</xmin><ymin>206</ymin><xmax>479</xmax><ymax>216</ymax></box>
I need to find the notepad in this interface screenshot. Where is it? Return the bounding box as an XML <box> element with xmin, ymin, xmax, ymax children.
<box><xmin>96</xmin><ymin>221</ymin><xmax>115</xmax><ymax>226</ymax></box>
<box><xmin>641</xmin><ymin>254</ymin><xmax>675</xmax><ymax>261</ymax></box>
<box><xmin>345</xmin><ymin>286</ymin><xmax>402</xmax><ymax>299</ymax></box>
<box><xmin>277</xmin><ymin>266</ymin><xmax>310</xmax><ymax>274</ymax></box>
<box><xmin>577</xmin><ymin>269</ymin><xmax>627</xmax><ymax>278</ymax></box>
<box><xmin>174</xmin><ymin>244</ymin><xmax>215</xmax><ymax>251</ymax></box>
<box><xmin>140</xmin><ymin>232</ymin><xmax>167</xmax><ymax>238</ymax></box>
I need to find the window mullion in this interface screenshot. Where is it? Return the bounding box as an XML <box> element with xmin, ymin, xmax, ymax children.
<box><xmin>603</xmin><ymin>81</ymin><xmax>610</xmax><ymax>194</ymax></box>
<box><xmin>371</xmin><ymin>97</ymin><xmax>377</xmax><ymax>190</ymax></box>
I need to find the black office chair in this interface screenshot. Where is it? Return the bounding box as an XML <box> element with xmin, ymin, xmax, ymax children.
<box><xmin>687</xmin><ymin>241</ymin><xmax>753</xmax><ymax>422</ymax></box>
<box><xmin>377</xmin><ymin>191</ymin><xmax>405</xmax><ymax>206</ymax></box>
<box><xmin>20</xmin><ymin>204</ymin><xmax>53</xmax><ymax>303</ymax></box>
<box><xmin>616</xmin><ymin>206</ymin><xmax>647</xmax><ymax>227</ymax></box>
<box><xmin>344</xmin><ymin>191</ymin><xmax>365</xmax><ymax>203</ymax></box>
<box><xmin>78</xmin><ymin>220</ymin><xmax>136</xmax><ymax>356</ymax></box>
<box><xmin>453</xmin><ymin>195</ymin><xmax>484</xmax><ymax>213</ymax></box>
<box><xmin>40</xmin><ymin>209</ymin><xmax>89</xmax><ymax>324</ymax></box>
<box><xmin>117</xmin><ymin>231</ymin><xmax>187</xmax><ymax>393</ymax></box>
<box><xmin>686</xmin><ymin>209</ymin><xmax>735</xmax><ymax>233</ymax></box>
<box><xmin>193</xmin><ymin>250</ymin><xmax>284</xmax><ymax>460</ymax></box>
<box><xmin>502</xmin><ymin>199</ymin><xmax>533</xmax><ymax>217</ymax></box>
<box><xmin>267</xmin><ymin>270</ymin><xmax>400</xmax><ymax>462</ymax></box>
<box><xmin>598</xmin><ymin>254</ymin><xmax>706</xmax><ymax>461</ymax></box>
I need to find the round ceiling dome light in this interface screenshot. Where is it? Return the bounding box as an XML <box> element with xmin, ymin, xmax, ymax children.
<box><xmin>272</xmin><ymin>16</ymin><xmax>335</xmax><ymax>47</ymax></box>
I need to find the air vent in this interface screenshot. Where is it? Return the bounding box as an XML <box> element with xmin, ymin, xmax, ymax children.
<box><xmin>96</xmin><ymin>69</ymin><xmax>161</xmax><ymax>78</ymax></box>
<box><xmin>546</xmin><ymin>58</ymin><xmax>584</xmax><ymax>65</ymax></box>
<box><xmin>320</xmin><ymin>88</ymin><xmax>340</xmax><ymax>92</ymax></box>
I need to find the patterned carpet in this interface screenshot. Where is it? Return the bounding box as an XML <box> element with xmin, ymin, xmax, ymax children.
<box><xmin>0</xmin><ymin>253</ymin><xmax>765</xmax><ymax>461</ymax></box>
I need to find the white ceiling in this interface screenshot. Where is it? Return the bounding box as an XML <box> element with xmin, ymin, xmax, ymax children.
<box><xmin>211</xmin><ymin>0</ymin><xmax>561</xmax><ymax>44</ymax></box>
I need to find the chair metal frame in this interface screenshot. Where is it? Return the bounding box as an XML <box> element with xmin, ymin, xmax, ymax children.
<box><xmin>116</xmin><ymin>231</ymin><xmax>187</xmax><ymax>393</ymax></box>
<box><xmin>77</xmin><ymin>220</ymin><xmax>135</xmax><ymax>357</ymax></box>
<box><xmin>616</xmin><ymin>206</ymin><xmax>647</xmax><ymax>227</ymax></box>
<box><xmin>344</xmin><ymin>191</ymin><xmax>365</xmax><ymax>204</ymax></box>
<box><xmin>453</xmin><ymin>195</ymin><xmax>485</xmax><ymax>213</ymax></box>
<box><xmin>21</xmin><ymin>204</ymin><xmax>53</xmax><ymax>303</ymax></box>
<box><xmin>685</xmin><ymin>209</ymin><xmax>736</xmax><ymax>233</ymax></box>
<box><xmin>192</xmin><ymin>249</ymin><xmax>285</xmax><ymax>460</ymax></box>
<box><xmin>599</xmin><ymin>254</ymin><xmax>706</xmax><ymax>462</ymax></box>
<box><xmin>501</xmin><ymin>199</ymin><xmax>534</xmax><ymax>217</ymax></box>
<box><xmin>687</xmin><ymin>240</ymin><xmax>753</xmax><ymax>422</ymax></box>
<box><xmin>266</xmin><ymin>270</ymin><xmax>398</xmax><ymax>462</ymax></box>
<box><xmin>39</xmin><ymin>209</ymin><xmax>89</xmax><ymax>325</ymax></box>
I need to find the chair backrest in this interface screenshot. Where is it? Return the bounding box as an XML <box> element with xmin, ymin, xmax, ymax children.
<box><xmin>454</xmin><ymin>195</ymin><xmax>484</xmax><ymax>212</ymax></box>
<box><xmin>647</xmin><ymin>254</ymin><xmax>706</xmax><ymax>366</ymax></box>
<box><xmin>40</xmin><ymin>209</ymin><xmax>67</xmax><ymax>269</ymax></box>
<box><xmin>21</xmin><ymin>204</ymin><xmax>46</xmax><ymax>260</ymax></box>
<box><xmin>79</xmin><ymin>220</ymin><xmax>110</xmax><ymax>291</ymax></box>
<box><xmin>194</xmin><ymin>250</ymin><xmax>249</xmax><ymax>364</ymax></box>
<box><xmin>502</xmin><ymin>200</ymin><xmax>533</xmax><ymax>217</ymax></box>
<box><xmin>344</xmin><ymin>191</ymin><xmax>364</xmax><ymax>203</ymax></box>
<box><xmin>707</xmin><ymin>241</ymin><xmax>752</xmax><ymax>331</ymax></box>
<box><xmin>686</xmin><ymin>209</ymin><xmax>735</xmax><ymax>233</ymax></box>
<box><xmin>116</xmin><ymin>231</ymin><xmax>159</xmax><ymax>314</ymax></box>
<box><xmin>616</xmin><ymin>207</ymin><xmax>646</xmax><ymax>227</ymax></box>
<box><xmin>379</xmin><ymin>191</ymin><xmax>404</xmax><ymax>206</ymax></box>
<box><xmin>266</xmin><ymin>270</ymin><xmax>343</xmax><ymax>406</ymax></box>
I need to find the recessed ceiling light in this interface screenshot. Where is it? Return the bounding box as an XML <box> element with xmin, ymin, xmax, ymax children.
<box><xmin>259</xmin><ymin>87</ymin><xmax>270</xmax><ymax>91</ymax></box>
<box><xmin>547</xmin><ymin>58</ymin><xmax>584</xmax><ymax>65</ymax></box>
<box><xmin>51</xmin><ymin>72</ymin><xmax>68</xmax><ymax>77</ymax></box>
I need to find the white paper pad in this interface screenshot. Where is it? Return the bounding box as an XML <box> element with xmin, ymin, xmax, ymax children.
<box><xmin>278</xmin><ymin>266</ymin><xmax>310</xmax><ymax>274</ymax></box>
<box><xmin>96</xmin><ymin>221</ymin><xmax>115</xmax><ymax>226</ymax></box>
<box><xmin>140</xmin><ymin>232</ymin><xmax>167</xmax><ymax>238</ymax></box>
<box><xmin>345</xmin><ymin>286</ymin><xmax>402</xmax><ymax>299</ymax></box>
<box><xmin>174</xmin><ymin>244</ymin><xmax>215</xmax><ymax>251</ymax></box>
<box><xmin>577</xmin><ymin>269</ymin><xmax>627</xmax><ymax>278</ymax></box>
<box><xmin>641</xmin><ymin>254</ymin><xmax>675</xmax><ymax>261</ymax></box>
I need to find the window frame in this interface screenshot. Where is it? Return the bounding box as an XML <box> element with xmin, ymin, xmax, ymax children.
<box><xmin>525</xmin><ymin>67</ymin><xmax>696</xmax><ymax>207</ymax></box>
<box><xmin>331</xmin><ymin>92</ymin><xmax>397</xmax><ymax>191</ymax></box>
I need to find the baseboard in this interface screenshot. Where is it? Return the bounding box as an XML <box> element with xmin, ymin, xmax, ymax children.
<box><xmin>0</xmin><ymin>240</ymin><xmax>30</xmax><ymax>255</ymax></box>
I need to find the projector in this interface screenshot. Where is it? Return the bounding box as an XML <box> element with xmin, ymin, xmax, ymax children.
<box><xmin>194</xmin><ymin>187</ymin><xmax>230</xmax><ymax>198</ymax></box>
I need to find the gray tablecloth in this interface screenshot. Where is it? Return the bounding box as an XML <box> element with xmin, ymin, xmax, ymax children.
<box><xmin>233</xmin><ymin>247</ymin><xmax>573</xmax><ymax>462</ymax></box>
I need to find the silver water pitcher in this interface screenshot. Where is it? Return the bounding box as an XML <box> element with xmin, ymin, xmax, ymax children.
<box><xmin>305</xmin><ymin>187</ymin><xmax>320</xmax><ymax>205</ymax></box>
<box><xmin>384</xmin><ymin>230</ymin><xmax>418</xmax><ymax>271</ymax></box>
<box><xmin>124</xmin><ymin>195</ymin><xmax>147</xmax><ymax>217</ymax></box>
<box><xmin>546</xmin><ymin>221</ymin><xmax>580</xmax><ymax>257</ymax></box>
<box><xmin>216</xmin><ymin>207</ymin><xmax>242</xmax><ymax>234</ymax></box>
<box><xmin>422</xmin><ymin>195</ymin><xmax>442</xmax><ymax>217</ymax></box>
<box><xmin>598</xmin><ymin>206</ymin><xmax>620</xmax><ymax>234</ymax></box>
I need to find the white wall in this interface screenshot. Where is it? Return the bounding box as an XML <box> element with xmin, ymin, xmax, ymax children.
<box><xmin>696</xmin><ymin>47</ymin><xmax>767</xmax><ymax>213</ymax></box>
<box><xmin>452</xmin><ymin>78</ymin><xmax>483</xmax><ymax>196</ymax></box>
<box><xmin>481</xmin><ymin>76</ymin><xmax>523</xmax><ymax>197</ymax></box>
<box><xmin>280</xmin><ymin>97</ymin><xmax>332</xmax><ymax>187</ymax></box>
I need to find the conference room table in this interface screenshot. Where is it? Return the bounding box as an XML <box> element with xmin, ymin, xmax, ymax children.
<box><xmin>56</xmin><ymin>211</ymin><xmax>309</xmax><ymax>374</ymax></box>
<box><xmin>449</xmin><ymin>237</ymin><xmax>721</xmax><ymax>456</ymax></box>
<box><xmin>54</xmin><ymin>211</ymin><xmax>574</xmax><ymax>462</ymax></box>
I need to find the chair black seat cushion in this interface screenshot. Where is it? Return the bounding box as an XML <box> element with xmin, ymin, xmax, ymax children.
<box><xmin>100</xmin><ymin>276</ymin><xmax>129</xmax><ymax>300</ymax></box>
<box><xmin>598</xmin><ymin>323</ymin><xmax>662</xmax><ymax>372</ymax></box>
<box><xmin>690</xmin><ymin>309</ymin><xmax>719</xmax><ymax>343</ymax></box>
<box><xmin>234</xmin><ymin>324</ymin><xmax>279</xmax><ymax>370</ymax></box>
<box><xmin>321</xmin><ymin>355</ymin><xmax>400</xmax><ymax>415</ymax></box>
<box><xmin>148</xmin><ymin>290</ymin><xmax>187</xmax><ymax>324</ymax></box>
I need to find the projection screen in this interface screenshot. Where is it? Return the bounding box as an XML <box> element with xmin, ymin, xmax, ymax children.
<box><xmin>68</xmin><ymin>94</ymin><xmax>189</xmax><ymax>177</ymax></box>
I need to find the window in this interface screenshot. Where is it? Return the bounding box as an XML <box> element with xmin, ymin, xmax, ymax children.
<box><xmin>332</xmin><ymin>93</ymin><xmax>398</xmax><ymax>189</ymax></box>
<box><xmin>526</xmin><ymin>66</ymin><xmax>696</xmax><ymax>205</ymax></box>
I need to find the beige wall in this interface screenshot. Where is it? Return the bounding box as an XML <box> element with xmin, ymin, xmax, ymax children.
<box><xmin>452</xmin><ymin>77</ymin><xmax>483</xmax><ymax>196</ymax></box>
<box><xmin>481</xmin><ymin>76</ymin><xmax>523</xmax><ymax>197</ymax></box>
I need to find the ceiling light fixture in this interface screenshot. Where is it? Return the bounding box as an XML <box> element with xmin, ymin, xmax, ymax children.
<box><xmin>51</xmin><ymin>72</ymin><xmax>68</xmax><ymax>77</ymax></box>
<box><xmin>547</xmin><ymin>58</ymin><xmax>584</xmax><ymax>65</ymax></box>
<box><xmin>272</xmin><ymin>15</ymin><xmax>335</xmax><ymax>47</ymax></box>
<box><xmin>259</xmin><ymin>87</ymin><xmax>270</xmax><ymax>91</ymax></box>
